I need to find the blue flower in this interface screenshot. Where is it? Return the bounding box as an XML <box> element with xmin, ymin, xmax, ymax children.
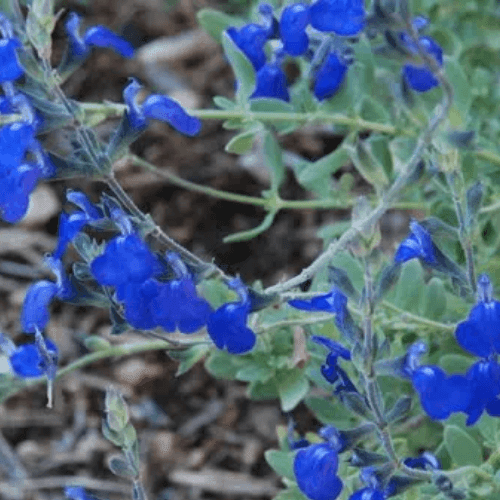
<box><xmin>402</xmin><ymin>36</ymin><xmax>443</xmax><ymax>92</ymax></box>
<box><xmin>119</xmin><ymin>279</ymin><xmax>161</xmax><ymax>330</ymax></box>
<box><xmin>226</xmin><ymin>23</ymin><xmax>270</xmax><ymax>71</ymax></box>
<box><xmin>403</xmin><ymin>452</ymin><xmax>441</xmax><ymax>471</ymax></box>
<box><xmin>123</xmin><ymin>79</ymin><xmax>201</xmax><ymax>136</ymax></box>
<box><xmin>279</xmin><ymin>4</ymin><xmax>310</xmax><ymax>56</ymax></box>
<box><xmin>311</xmin><ymin>336</ymin><xmax>352</xmax><ymax>387</ymax></box>
<box><xmin>9</xmin><ymin>337</ymin><xmax>58</xmax><ymax>378</ymax></box>
<box><xmin>65</xmin><ymin>486</ymin><xmax>95</xmax><ymax>500</ymax></box>
<box><xmin>289</xmin><ymin>288</ymin><xmax>349</xmax><ymax>335</ymax></box>
<box><xmin>348</xmin><ymin>488</ymin><xmax>384</xmax><ymax>500</ymax></box>
<box><xmin>91</xmin><ymin>234</ymin><xmax>159</xmax><ymax>290</ymax></box>
<box><xmin>251</xmin><ymin>63</ymin><xmax>290</xmax><ymax>101</ymax></box>
<box><xmin>21</xmin><ymin>257</ymin><xmax>73</xmax><ymax>333</ymax></box>
<box><xmin>310</xmin><ymin>0</ymin><xmax>365</xmax><ymax>36</ymax></box>
<box><xmin>464</xmin><ymin>360</ymin><xmax>500</xmax><ymax>425</ymax></box>
<box><xmin>294</xmin><ymin>443</ymin><xmax>343</xmax><ymax>500</ymax></box>
<box><xmin>0</xmin><ymin>37</ymin><xmax>24</xmax><ymax>82</ymax></box>
<box><xmin>206</xmin><ymin>278</ymin><xmax>256</xmax><ymax>354</ymax></box>
<box><xmin>394</xmin><ymin>220</ymin><xmax>436</xmax><ymax>265</ymax></box>
<box><xmin>149</xmin><ymin>253</ymin><xmax>212</xmax><ymax>333</ymax></box>
<box><xmin>0</xmin><ymin>123</ymin><xmax>35</xmax><ymax>174</ymax></box>
<box><xmin>65</xmin><ymin>13</ymin><xmax>134</xmax><ymax>60</ymax></box>
<box><xmin>455</xmin><ymin>275</ymin><xmax>500</xmax><ymax>358</ymax></box>
<box><xmin>411</xmin><ymin>365</ymin><xmax>470</xmax><ymax>420</ymax></box>
<box><xmin>313</xmin><ymin>52</ymin><xmax>348</xmax><ymax>101</ymax></box>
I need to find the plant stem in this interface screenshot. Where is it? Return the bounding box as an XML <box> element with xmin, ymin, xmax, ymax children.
<box><xmin>104</xmin><ymin>173</ymin><xmax>226</xmax><ymax>279</ymax></box>
<box><xmin>381</xmin><ymin>301</ymin><xmax>455</xmax><ymax>331</ymax></box>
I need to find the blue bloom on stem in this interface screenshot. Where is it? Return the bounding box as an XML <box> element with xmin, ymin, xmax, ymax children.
<box><xmin>123</xmin><ymin>79</ymin><xmax>201</xmax><ymax>136</ymax></box>
<box><xmin>310</xmin><ymin>0</ymin><xmax>365</xmax><ymax>36</ymax></box>
<box><xmin>21</xmin><ymin>257</ymin><xmax>73</xmax><ymax>333</ymax></box>
<box><xmin>206</xmin><ymin>278</ymin><xmax>256</xmax><ymax>354</ymax></box>
<box><xmin>311</xmin><ymin>336</ymin><xmax>352</xmax><ymax>388</ymax></box>
<box><xmin>9</xmin><ymin>337</ymin><xmax>58</xmax><ymax>378</ymax></box>
<box><xmin>403</xmin><ymin>452</ymin><xmax>440</xmax><ymax>471</ymax></box>
<box><xmin>90</xmin><ymin>233</ymin><xmax>159</xmax><ymax>290</ymax></box>
<box><xmin>464</xmin><ymin>360</ymin><xmax>500</xmax><ymax>425</ymax></box>
<box><xmin>0</xmin><ymin>37</ymin><xmax>24</xmax><ymax>82</ymax></box>
<box><xmin>65</xmin><ymin>12</ymin><xmax>134</xmax><ymax>60</ymax></box>
<box><xmin>394</xmin><ymin>220</ymin><xmax>436</xmax><ymax>265</ymax></box>
<box><xmin>226</xmin><ymin>23</ymin><xmax>270</xmax><ymax>71</ymax></box>
<box><xmin>348</xmin><ymin>488</ymin><xmax>384</xmax><ymax>500</ymax></box>
<box><xmin>294</xmin><ymin>443</ymin><xmax>343</xmax><ymax>500</ymax></box>
<box><xmin>313</xmin><ymin>52</ymin><xmax>348</xmax><ymax>101</ymax></box>
<box><xmin>411</xmin><ymin>365</ymin><xmax>470</xmax><ymax>420</ymax></box>
<box><xmin>150</xmin><ymin>253</ymin><xmax>212</xmax><ymax>333</ymax></box>
<box><xmin>251</xmin><ymin>63</ymin><xmax>290</xmax><ymax>101</ymax></box>
<box><xmin>455</xmin><ymin>275</ymin><xmax>500</xmax><ymax>358</ymax></box>
<box><xmin>65</xmin><ymin>486</ymin><xmax>95</xmax><ymax>500</ymax></box>
<box><xmin>280</xmin><ymin>4</ymin><xmax>310</xmax><ymax>56</ymax></box>
<box><xmin>402</xmin><ymin>36</ymin><xmax>443</xmax><ymax>92</ymax></box>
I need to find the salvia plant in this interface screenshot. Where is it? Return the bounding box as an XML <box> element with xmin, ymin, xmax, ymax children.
<box><xmin>2</xmin><ymin>0</ymin><xmax>500</xmax><ymax>498</ymax></box>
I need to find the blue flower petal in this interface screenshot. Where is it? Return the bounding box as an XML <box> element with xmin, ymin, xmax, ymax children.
<box><xmin>294</xmin><ymin>443</ymin><xmax>343</xmax><ymax>500</ymax></box>
<box><xmin>0</xmin><ymin>123</ymin><xmax>35</xmax><ymax>173</ymax></box>
<box><xmin>403</xmin><ymin>36</ymin><xmax>443</xmax><ymax>92</ymax></box>
<box><xmin>121</xmin><ymin>279</ymin><xmax>161</xmax><ymax>330</ymax></box>
<box><xmin>53</xmin><ymin>211</ymin><xmax>89</xmax><ymax>260</ymax></box>
<box><xmin>142</xmin><ymin>94</ymin><xmax>201</xmax><ymax>136</ymax></box>
<box><xmin>464</xmin><ymin>360</ymin><xmax>500</xmax><ymax>425</ymax></box>
<box><xmin>251</xmin><ymin>64</ymin><xmax>290</xmax><ymax>102</ymax></box>
<box><xmin>91</xmin><ymin>234</ymin><xmax>159</xmax><ymax>288</ymax></box>
<box><xmin>207</xmin><ymin>302</ymin><xmax>255</xmax><ymax>354</ymax></box>
<box><xmin>9</xmin><ymin>339</ymin><xmax>57</xmax><ymax>378</ymax></box>
<box><xmin>0</xmin><ymin>164</ymin><xmax>42</xmax><ymax>223</ymax></box>
<box><xmin>313</xmin><ymin>52</ymin><xmax>348</xmax><ymax>101</ymax></box>
<box><xmin>312</xmin><ymin>336</ymin><xmax>351</xmax><ymax>360</ymax></box>
<box><xmin>394</xmin><ymin>220</ymin><xmax>436</xmax><ymax>264</ymax></box>
<box><xmin>455</xmin><ymin>300</ymin><xmax>500</xmax><ymax>357</ymax></box>
<box><xmin>65</xmin><ymin>486</ymin><xmax>94</xmax><ymax>500</ymax></box>
<box><xmin>21</xmin><ymin>281</ymin><xmax>59</xmax><ymax>333</ymax></box>
<box><xmin>226</xmin><ymin>24</ymin><xmax>269</xmax><ymax>71</ymax></box>
<box><xmin>348</xmin><ymin>488</ymin><xmax>384</xmax><ymax>500</ymax></box>
<box><xmin>310</xmin><ymin>0</ymin><xmax>364</xmax><ymax>36</ymax></box>
<box><xmin>84</xmin><ymin>26</ymin><xmax>134</xmax><ymax>58</ymax></box>
<box><xmin>411</xmin><ymin>365</ymin><xmax>470</xmax><ymax>420</ymax></box>
<box><xmin>280</xmin><ymin>4</ymin><xmax>310</xmax><ymax>56</ymax></box>
<box><xmin>0</xmin><ymin>38</ymin><xmax>24</xmax><ymax>82</ymax></box>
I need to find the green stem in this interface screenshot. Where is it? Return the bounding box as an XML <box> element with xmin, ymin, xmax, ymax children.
<box><xmin>381</xmin><ymin>301</ymin><xmax>455</xmax><ymax>331</ymax></box>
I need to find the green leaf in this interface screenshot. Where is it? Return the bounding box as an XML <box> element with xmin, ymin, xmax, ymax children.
<box><xmin>205</xmin><ymin>350</ymin><xmax>241</xmax><ymax>379</ymax></box>
<box><xmin>222</xmin><ymin>32</ymin><xmax>256</xmax><ymax>103</ymax></box>
<box><xmin>248</xmin><ymin>379</ymin><xmax>279</xmax><ymax>400</ymax></box>
<box><xmin>422</xmin><ymin>277</ymin><xmax>447</xmax><ymax>320</ymax></box>
<box><xmin>393</xmin><ymin>260</ymin><xmax>425</xmax><ymax>313</ymax></box>
<box><xmin>108</xmin><ymin>454</ymin><xmax>137</xmax><ymax>478</ymax></box>
<box><xmin>196</xmin><ymin>8</ymin><xmax>241</xmax><ymax>43</ymax></box>
<box><xmin>225</xmin><ymin>128</ymin><xmax>259</xmax><ymax>154</ymax></box>
<box><xmin>439</xmin><ymin>354</ymin><xmax>472</xmax><ymax>374</ymax></box>
<box><xmin>213</xmin><ymin>96</ymin><xmax>236</xmax><ymax>110</ymax></box>
<box><xmin>264</xmin><ymin>450</ymin><xmax>296</xmax><ymax>481</ymax></box>
<box><xmin>305</xmin><ymin>397</ymin><xmax>354</xmax><ymax>427</ymax></box>
<box><xmin>264</xmin><ymin>130</ymin><xmax>285</xmax><ymax>192</ymax></box>
<box><xmin>477</xmin><ymin>413</ymin><xmax>499</xmax><ymax>446</ymax></box>
<box><xmin>83</xmin><ymin>335</ymin><xmax>111</xmax><ymax>352</ymax></box>
<box><xmin>236</xmin><ymin>360</ymin><xmax>273</xmax><ymax>383</ymax></box>
<box><xmin>444</xmin><ymin>424</ymin><xmax>482</xmax><ymax>466</ymax></box>
<box><xmin>445</xmin><ymin>59</ymin><xmax>472</xmax><ymax>124</ymax></box>
<box><xmin>359</xmin><ymin>96</ymin><xmax>391</xmax><ymax>124</ymax></box>
<box><xmin>297</xmin><ymin>148</ymin><xmax>349</xmax><ymax>197</ymax></box>
<box><xmin>277</xmin><ymin>369</ymin><xmax>310</xmax><ymax>412</ymax></box>
<box><xmin>169</xmin><ymin>344</ymin><xmax>210</xmax><ymax>376</ymax></box>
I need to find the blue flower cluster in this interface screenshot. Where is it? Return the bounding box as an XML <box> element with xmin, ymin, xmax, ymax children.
<box><xmin>21</xmin><ymin>191</ymin><xmax>257</xmax><ymax>355</ymax></box>
<box><xmin>0</xmin><ymin>15</ymin><xmax>56</xmax><ymax>223</ymax></box>
<box><xmin>293</xmin><ymin>419</ymin><xmax>441</xmax><ymax>500</ymax></box>
<box><xmin>403</xmin><ymin>274</ymin><xmax>500</xmax><ymax>425</ymax></box>
<box><xmin>227</xmin><ymin>1</ymin><xmax>364</xmax><ymax>102</ymax></box>
<box><xmin>226</xmin><ymin>1</ymin><xmax>443</xmax><ymax>102</ymax></box>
